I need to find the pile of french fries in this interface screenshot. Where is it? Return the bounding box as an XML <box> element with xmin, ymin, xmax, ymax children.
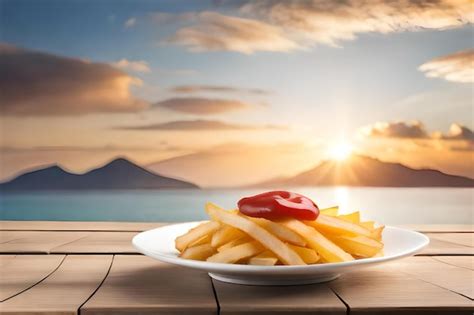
<box><xmin>175</xmin><ymin>202</ymin><xmax>384</xmax><ymax>266</ymax></box>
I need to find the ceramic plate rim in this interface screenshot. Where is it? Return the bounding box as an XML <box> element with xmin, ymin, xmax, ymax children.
<box><xmin>132</xmin><ymin>221</ymin><xmax>430</xmax><ymax>273</ymax></box>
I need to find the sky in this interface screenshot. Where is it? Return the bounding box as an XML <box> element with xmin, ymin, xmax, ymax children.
<box><xmin>0</xmin><ymin>0</ymin><xmax>473</xmax><ymax>187</ymax></box>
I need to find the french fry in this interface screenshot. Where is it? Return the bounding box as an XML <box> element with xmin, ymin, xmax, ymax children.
<box><xmin>287</xmin><ymin>244</ymin><xmax>320</xmax><ymax>264</ymax></box>
<box><xmin>373</xmin><ymin>249</ymin><xmax>384</xmax><ymax>257</ymax></box>
<box><xmin>249</xmin><ymin>217</ymin><xmax>306</xmax><ymax>246</ymax></box>
<box><xmin>328</xmin><ymin>235</ymin><xmax>383</xmax><ymax>258</ymax></box>
<box><xmin>217</xmin><ymin>236</ymin><xmax>252</xmax><ymax>252</ymax></box>
<box><xmin>206</xmin><ymin>202</ymin><xmax>306</xmax><ymax>265</ymax></box>
<box><xmin>281</xmin><ymin>219</ymin><xmax>354</xmax><ymax>263</ymax></box>
<box><xmin>248</xmin><ymin>250</ymin><xmax>279</xmax><ymax>266</ymax></box>
<box><xmin>175</xmin><ymin>221</ymin><xmax>220</xmax><ymax>252</ymax></box>
<box><xmin>338</xmin><ymin>211</ymin><xmax>360</xmax><ymax>223</ymax></box>
<box><xmin>211</xmin><ymin>225</ymin><xmax>246</xmax><ymax>247</ymax></box>
<box><xmin>320</xmin><ymin>206</ymin><xmax>339</xmax><ymax>216</ymax></box>
<box><xmin>180</xmin><ymin>244</ymin><xmax>216</xmax><ymax>261</ymax></box>
<box><xmin>306</xmin><ymin>214</ymin><xmax>372</xmax><ymax>238</ymax></box>
<box><xmin>207</xmin><ymin>241</ymin><xmax>264</xmax><ymax>264</ymax></box>
<box><xmin>359</xmin><ymin>221</ymin><xmax>375</xmax><ymax>230</ymax></box>
<box><xmin>370</xmin><ymin>225</ymin><xmax>385</xmax><ymax>241</ymax></box>
<box><xmin>189</xmin><ymin>234</ymin><xmax>212</xmax><ymax>247</ymax></box>
<box><xmin>176</xmin><ymin>199</ymin><xmax>384</xmax><ymax>266</ymax></box>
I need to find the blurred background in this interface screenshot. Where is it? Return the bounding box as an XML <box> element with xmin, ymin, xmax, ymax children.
<box><xmin>0</xmin><ymin>0</ymin><xmax>472</xmax><ymax>224</ymax></box>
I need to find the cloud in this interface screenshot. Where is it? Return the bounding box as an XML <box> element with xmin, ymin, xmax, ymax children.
<box><xmin>419</xmin><ymin>49</ymin><xmax>474</xmax><ymax>83</ymax></box>
<box><xmin>449</xmin><ymin>142</ymin><xmax>474</xmax><ymax>151</ymax></box>
<box><xmin>153</xmin><ymin>97</ymin><xmax>251</xmax><ymax>114</ymax></box>
<box><xmin>167</xmin><ymin>11</ymin><xmax>300</xmax><ymax>54</ymax></box>
<box><xmin>0</xmin><ymin>43</ymin><xmax>148</xmax><ymax>116</ymax></box>
<box><xmin>167</xmin><ymin>1</ymin><xmax>472</xmax><ymax>53</ymax></box>
<box><xmin>116</xmin><ymin>119</ymin><xmax>287</xmax><ymax>131</ymax></box>
<box><xmin>169</xmin><ymin>85</ymin><xmax>270</xmax><ymax>95</ymax></box>
<box><xmin>360</xmin><ymin>121</ymin><xmax>429</xmax><ymax>139</ymax></box>
<box><xmin>111</xmin><ymin>58</ymin><xmax>151</xmax><ymax>73</ymax></box>
<box><xmin>361</xmin><ymin>121</ymin><xmax>474</xmax><ymax>142</ymax></box>
<box><xmin>124</xmin><ymin>17</ymin><xmax>136</xmax><ymax>28</ymax></box>
<box><xmin>435</xmin><ymin>123</ymin><xmax>474</xmax><ymax>141</ymax></box>
<box><xmin>0</xmin><ymin>145</ymin><xmax>158</xmax><ymax>153</ymax></box>
<box><xmin>156</xmin><ymin>68</ymin><xmax>198</xmax><ymax>76</ymax></box>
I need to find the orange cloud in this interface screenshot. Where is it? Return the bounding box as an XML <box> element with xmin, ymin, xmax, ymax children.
<box><xmin>434</xmin><ymin>123</ymin><xmax>474</xmax><ymax>141</ymax></box>
<box><xmin>153</xmin><ymin>97</ymin><xmax>251</xmax><ymax>114</ymax></box>
<box><xmin>115</xmin><ymin>119</ymin><xmax>287</xmax><ymax>131</ymax></box>
<box><xmin>167</xmin><ymin>11</ymin><xmax>299</xmax><ymax>54</ymax></box>
<box><xmin>170</xmin><ymin>85</ymin><xmax>270</xmax><ymax>95</ymax></box>
<box><xmin>111</xmin><ymin>58</ymin><xmax>151</xmax><ymax>73</ymax></box>
<box><xmin>167</xmin><ymin>1</ymin><xmax>472</xmax><ymax>53</ymax></box>
<box><xmin>360</xmin><ymin>121</ymin><xmax>429</xmax><ymax>139</ymax></box>
<box><xmin>361</xmin><ymin>121</ymin><xmax>474</xmax><ymax>142</ymax></box>
<box><xmin>360</xmin><ymin>121</ymin><xmax>474</xmax><ymax>156</ymax></box>
<box><xmin>419</xmin><ymin>49</ymin><xmax>474</xmax><ymax>83</ymax></box>
<box><xmin>0</xmin><ymin>44</ymin><xmax>148</xmax><ymax>116</ymax></box>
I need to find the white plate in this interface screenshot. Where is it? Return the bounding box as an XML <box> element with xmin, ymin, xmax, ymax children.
<box><xmin>132</xmin><ymin>221</ymin><xmax>429</xmax><ymax>286</ymax></box>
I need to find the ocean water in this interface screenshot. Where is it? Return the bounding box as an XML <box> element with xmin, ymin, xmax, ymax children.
<box><xmin>0</xmin><ymin>187</ymin><xmax>472</xmax><ymax>224</ymax></box>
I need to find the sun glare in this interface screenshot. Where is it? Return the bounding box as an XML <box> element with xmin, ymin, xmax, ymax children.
<box><xmin>329</xmin><ymin>142</ymin><xmax>353</xmax><ymax>161</ymax></box>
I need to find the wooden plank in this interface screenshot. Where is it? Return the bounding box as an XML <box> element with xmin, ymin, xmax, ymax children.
<box><xmin>0</xmin><ymin>220</ymin><xmax>165</xmax><ymax>232</ymax></box>
<box><xmin>391</xmin><ymin>257</ymin><xmax>474</xmax><ymax>299</ymax></box>
<box><xmin>81</xmin><ymin>255</ymin><xmax>217</xmax><ymax>315</ymax></box>
<box><xmin>51</xmin><ymin>232</ymin><xmax>138</xmax><ymax>254</ymax></box>
<box><xmin>426</xmin><ymin>233</ymin><xmax>473</xmax><ymax>247</ymax></box>
<box><xmin>0</xmin><ymin>255</ymin><xmax>112</xmax><ymax>315</ymax></box>
<box><xmin>0</xmin><ymin>254</ymin><xmax>65</xmax><ymax>301</ymax></box>
<box><xmin>1</xmin><ymin>231</ymin><xmax>84</xmax><ymax>244</ymax></box>
<box><xmin>0</xmin><ymin>231</ymin><xmax>89</xmax><ymax>254</ymax></box>
<box><xmin>0</xmin><ymin>255</ymin><xmax>16</xmax><ymax>267</ymax></box>
<box><xmin>330</xmin><ymin>263</ymin><xmax>473</xmax><ymax>314</ymax></box>
<box><xmin>400</xmin><ymin>224</ymin><xmax>473</xmax><ymax>233</ymax></box>
<box><xmin>418</xmin><ymin>237</ymin><xmax>474</xmax><ymax>256</ymax></box>
<box><xmin>0</xmin><ymin>231</ymin><xmax>47</xmax><ymax>244</ymax></box>
<box><xmin>212</xmin><ymin>279</ymin><xmax>346</xmax><ymax>315</ymax></box>
<box><xmin>433</xmin><ymin>256</ymin><xmax>473</xmax><ymax>270</ymax></box>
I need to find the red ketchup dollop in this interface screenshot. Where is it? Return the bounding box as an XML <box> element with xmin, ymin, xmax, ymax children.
<box><xmin>238</xmin><ymin>191</ymin><xmax>319</xmax><ymax>221</ymax></box>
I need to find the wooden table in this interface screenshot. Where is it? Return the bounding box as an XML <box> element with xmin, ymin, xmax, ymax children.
<box><xmin>0</xmin><ymin>221</ymin><xmax>472</xmax><ymax>314</ymax></box>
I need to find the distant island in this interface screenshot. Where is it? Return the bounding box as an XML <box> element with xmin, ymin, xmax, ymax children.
<box><xmin>1</xmin><ymin>155</ymin><xmax>473</xmax><ymax>191</ymax></box>
<box><xmin>253</xmin><ymin>155</ymin><xmax>474</xmax><ymax>188</ymax></box>
<box><xmin>0</xmin><ymin>158</ymin><xmax>199</xmax><ymax>191</ymax></box>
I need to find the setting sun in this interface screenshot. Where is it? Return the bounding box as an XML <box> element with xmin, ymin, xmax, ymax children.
<box><xmin>329</xmin><ymin>142</ymin><xmax>353</xmax><ymax>161</ymax></box>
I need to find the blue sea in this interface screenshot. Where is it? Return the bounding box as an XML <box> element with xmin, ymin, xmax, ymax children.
<box><xmin>0</xmin><ymin>187</ymin><xmax>472</xmax><ymax>224</ymax></box>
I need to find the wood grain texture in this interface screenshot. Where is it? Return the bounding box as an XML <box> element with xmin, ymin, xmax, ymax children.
<box><xmin>419</xmin><ymin>237</ymin><xmax>474</xmax><ymax>256</ymax></box>
<box><xmin>213</xmin><ymin>279</ymin><xmax>346</xmax><ymax>315</ymax></box>
<box><xmin>330</xmin><ymin>264</ymin><xmax>473</xmax><ymax>314</ymax></box>
<box><xmin>426</xmin><ymin>233</ymin><xmax>473</xmax><ymax>247</ymax></box>
<box><xmin>0</xmin><ymin>255</ymin><xmax>112</xmax><ymax>315</ymax></box>
<box><xmin>0</xmin><ymin>255</ymin><xmax>16</xmax><ymax>267</ymax></box>
<box><xmin>0</xmin><ymin>254</ymin><xmax>65</xmax><ymax>301</ymax></box>
<box><xmin>0</xmin><ymin>231</ymin><xmax>48</xmax><ymax>244</ymax></box>
<box><xmin>433</xmin><ymin>256</ymin><xmax>473</xmax><ymax>270</ymax></box>
<box><xmin>81</xmin><ymin>255</ymin><xmax>217</xmax><ymax>315</ymax></box>
<box><xmin>0</xmin><ymin>231</ymin><xmax>89</xmax><ymax>253</ymax></box>
<box><xmin>51</xmin><ymin>232</ymin><xmax>138</xmax><ymax>254</ymax></box>
<box><xmin>400</xmin><ymin>224</ymin><xmax>473</xmax><ymax>233</ymax></box>
<box><xmin>391</xmin><ymin>257</ymin><xmax>474</xmax><ymax>299</ymax></box>
<box><xmin>0</xmin><ymin>220</ymin><xmax>165</xmax><ymax>232</ymax></box>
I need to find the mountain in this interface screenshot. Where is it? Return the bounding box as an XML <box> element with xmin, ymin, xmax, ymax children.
<box><xmin>253</xmin><ymin>155</ymin><xmax>474</xmax><ymax>187</ymax></box>
<box><xmin>147</xmin><ymin>142</ymin><xmax>320</xmax><ymax>188</ymax></box>
<box><xmin>0</xmin><ymin>158</ymin><xmax>198</xmax><ymax>191</ymax></box>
